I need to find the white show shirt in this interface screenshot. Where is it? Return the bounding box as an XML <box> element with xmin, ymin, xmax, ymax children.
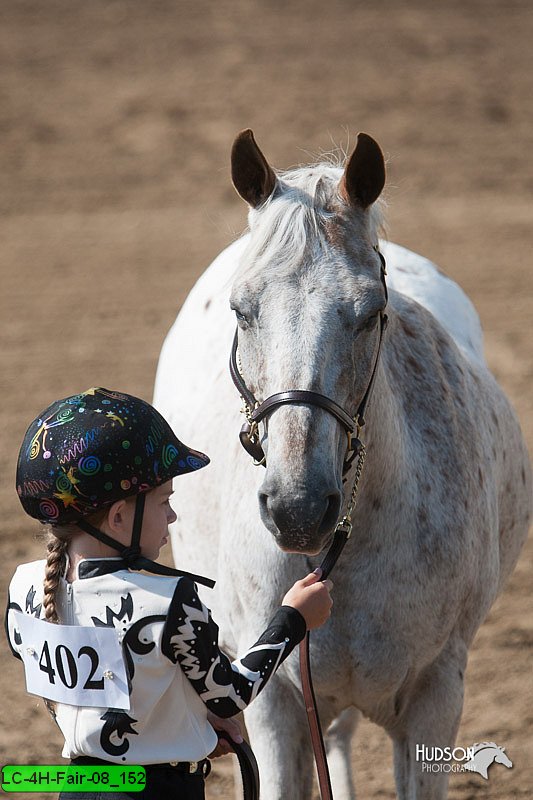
<box><xmin>6</xmin><ymin>557</ymin><xmax>306</xmax><ymax>764</ymax></box>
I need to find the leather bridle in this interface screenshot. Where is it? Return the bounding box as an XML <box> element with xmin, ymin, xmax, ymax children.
<box><xmin>228</xmin><ymin>247</ymin><xmax>389</xmax><ymax>800</ymax></box>
<box><xmin>229</xmin><ymin>248</ymin><xmax>388</xmax><ymax>475</ymax></box>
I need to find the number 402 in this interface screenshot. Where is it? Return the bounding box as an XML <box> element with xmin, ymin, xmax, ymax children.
<box><xmin>39</xmin><ymin>641</ymin><xmax>104</xmax><ymax>690</ymax></box>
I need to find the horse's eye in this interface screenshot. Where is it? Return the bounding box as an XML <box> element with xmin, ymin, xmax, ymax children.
<box><xmin>233</xmin><ymin>309</ymin><xmax>248</xmax><ymax>326</ymax></box>
<box><xmin>359</xmin><ymin>313</ymin><xmax>379</xmax><ymax>332</ymax></box>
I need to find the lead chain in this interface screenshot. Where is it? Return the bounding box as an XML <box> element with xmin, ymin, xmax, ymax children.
<box><xmin>336</xmin><ymin>442</ymin><xmax>366</xmax><ymax>535</ymax></box>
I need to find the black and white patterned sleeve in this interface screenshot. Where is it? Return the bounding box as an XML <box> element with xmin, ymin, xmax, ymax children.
<box><xmin>161</xmin><ymin>577</ymin><xmax>306</xmax><ymax>717</ymax></box>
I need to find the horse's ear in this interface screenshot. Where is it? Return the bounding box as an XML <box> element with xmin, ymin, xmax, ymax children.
<box><xmin>231</xmin><ymin>129</ymin><xmax>277</xmax><ymax>208</ymax></box>
<box><xmin>340</xmin><ymin>132</ymin><xmax>385</xmax><ymax>209</ymax></box>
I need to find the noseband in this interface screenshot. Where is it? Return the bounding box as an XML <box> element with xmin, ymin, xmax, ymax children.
<box><xmin>229</xmin><ymin>249</ymin><xmax>388</xmax><ymax>475</ymax></box>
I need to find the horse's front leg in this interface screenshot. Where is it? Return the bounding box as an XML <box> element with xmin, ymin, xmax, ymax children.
<box><xmin>243</xmin><ymin>670</ymin><xmax>314</xmax><ymax>800</ymax></box>
<box><xmin>389</xmin><ymin>636</ymin><xmax>468</xmax><ymax>800</ymax></box>
<box><xmin>325</xmin><ymin>707</ymin><xmax>360</xmax><ymax>800</ymax></box>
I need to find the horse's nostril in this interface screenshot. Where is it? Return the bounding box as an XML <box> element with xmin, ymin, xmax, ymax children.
<box><xmin>320</xmin><ymin>492</ymin><xmax>342</xmax><ymax>535</ymax></box>
<box><xmin>258</xmin><ymin>492</ymin><xmax>269</xmax><ymax>517</ymax></box>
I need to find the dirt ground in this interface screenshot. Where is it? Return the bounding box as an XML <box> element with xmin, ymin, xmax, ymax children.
<box><xmin>0</xmin><ymin>1</ymin><xmax>531</xmax><ymax>798</ymax></box>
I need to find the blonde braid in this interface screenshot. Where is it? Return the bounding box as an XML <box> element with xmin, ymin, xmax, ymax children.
<box><xmin>43</xmin><ymin>529</ymin><xmax>69</xmax><ymax>623</ymax></box>
<box><xmin>41</xmin><ymin>528</ymin><xmax>70</xmax><ymax>721</ymax></box>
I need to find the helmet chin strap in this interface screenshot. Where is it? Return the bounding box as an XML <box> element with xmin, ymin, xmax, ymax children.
<box><xmin>76</xmin><ymin>493</ymin><xmax>215</xmax><ymax>588</ymax></box>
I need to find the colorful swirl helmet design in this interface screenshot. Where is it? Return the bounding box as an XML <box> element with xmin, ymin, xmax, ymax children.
<box><xmin>17</xmin><ymin>388</ymin><xmax>210</xmax><ymax>524</ymax></box>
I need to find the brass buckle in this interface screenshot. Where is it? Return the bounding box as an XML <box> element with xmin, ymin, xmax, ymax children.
<box><xmin>189</xmin><ymin>761</ymin><xmax>198</xmax><ymax>774</ymax></box>
<box><xmin>335</xmin><ymin>517</ymin><xmax>353</xmax><ymax>538</ymax></box>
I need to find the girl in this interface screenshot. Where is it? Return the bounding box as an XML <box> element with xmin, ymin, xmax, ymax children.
<box><xmin>5</xmin><ymin>387</ymin><xmax>333</xmax><ymax>799</ymax></box>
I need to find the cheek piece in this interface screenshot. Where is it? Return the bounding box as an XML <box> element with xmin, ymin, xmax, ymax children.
<box><xmin>77</xmin><ymin>493</ymin><xmax>215</xmax><ymax>588</ymax></box>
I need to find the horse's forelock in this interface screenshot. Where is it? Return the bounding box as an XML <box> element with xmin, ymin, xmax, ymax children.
<box><xmin>240</xmin><ymin>162</ymin><xmax>386</xmax><ymax>280</ymax></box>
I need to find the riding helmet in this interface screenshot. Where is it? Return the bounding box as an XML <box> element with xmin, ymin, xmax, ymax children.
<box><xmin>17</xmin><ymin>387</ymin><xmax>210</xmax><ymax>525</ymax></box>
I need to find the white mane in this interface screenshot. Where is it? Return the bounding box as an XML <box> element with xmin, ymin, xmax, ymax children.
<box><xmin>241</xmin><ymin>162</ymin><xmax>386</xmax><ymax>277</ymax></box>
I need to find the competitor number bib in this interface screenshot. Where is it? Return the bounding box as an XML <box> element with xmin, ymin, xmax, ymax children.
<box><xmin>14</xmin><ymin>612</ymin><xmax>130</xmax><ymax>710</ymax></box>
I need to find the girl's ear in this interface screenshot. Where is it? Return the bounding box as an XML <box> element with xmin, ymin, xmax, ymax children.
<box><xmin>106</xmin><ymin>499</ymin><xmax>132</xmax><ymax>534</ymax></box>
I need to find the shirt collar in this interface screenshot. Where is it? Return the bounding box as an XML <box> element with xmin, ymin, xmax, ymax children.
<box><xmin>75</xmin><ymin>558</ymin><xmax>126</xmax><ymax>580</ymax></box>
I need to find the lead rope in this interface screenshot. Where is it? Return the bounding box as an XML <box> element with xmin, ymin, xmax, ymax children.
<box><xmin>218</xmin><ymin>735</ymin><xmax>260</xmax><ymax>800</ymax></box>
<box><xmin>299</xmin><ymin>442</ymin><xmax>366</xmax><ymax>800</ymax></box>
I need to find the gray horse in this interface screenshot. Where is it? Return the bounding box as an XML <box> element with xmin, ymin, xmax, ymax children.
<box><xmin>154</xmin><ymin>130</ymin><xmax>531</xmax><ymax>799</ymax></box>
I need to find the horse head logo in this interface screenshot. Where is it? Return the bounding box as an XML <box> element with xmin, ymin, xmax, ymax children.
<box><xmin>463</xmin><ymin>742</ymin><xmax>513</xmax><ymax>780</ymax></box>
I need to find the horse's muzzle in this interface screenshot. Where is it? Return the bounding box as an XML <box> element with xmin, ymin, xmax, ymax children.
<box><xmin>258</xmin><ymin>487</ymin><xmax>341</xmax><ymax>553</ymax></box>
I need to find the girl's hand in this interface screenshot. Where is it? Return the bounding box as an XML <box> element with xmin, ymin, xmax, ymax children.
<box><xmin>282</xmin><ymin>568</ymin><xmax>333</xmax><ymax>630</ymax></box>
<box><xmin>207</xmin><ymin>711</ymin><xmax>244</xmax><ymax>758</ymax></box>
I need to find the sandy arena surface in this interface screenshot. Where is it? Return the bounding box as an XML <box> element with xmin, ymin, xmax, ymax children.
<box><xmin>0</xmin><ymin>2</ymin><xmax>531</xmax><ymax>798</ymax></box>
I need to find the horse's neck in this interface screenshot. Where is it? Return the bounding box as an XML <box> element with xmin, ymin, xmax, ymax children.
<box><xmin>359</xmin><ymin>350</ymin><xmax>408</xmax><ymax>494</ymax></box>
